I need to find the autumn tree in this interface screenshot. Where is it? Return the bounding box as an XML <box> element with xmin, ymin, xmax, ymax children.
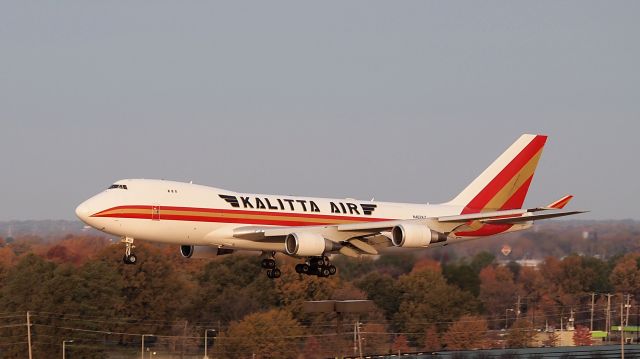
<box><xmin>443</xmin><ymin>262</ymin><xmax>480</xmax><ymax>295</ymax></box>
<box><xmin>393</xmin><ymin>267</ymin><xmax>478</xmax><ymax>345</ymax></box>
<box><xmin>391</xmin><ymin>335</ymin><xmax>410</xmax><ymax>355</ymax></box>
<box><xmin>333</xmin><ymin>254</ymin><xmax>416</xmax><ymax>280</ymax></box>
<box><xmin>0</xmin><ymin>254</ymin><xmax>121</xmax><ymax>358</ymax></box>
<box><xmin>300</xmin><ymin>336</ymin><xmax>322</xmax><ymax>359</ymax></box>
<box><xmin>190</xmin><ymin>254</ymin><xmax>278</xmax><ymax>325</ymax></box>
<box><xmin>542</xmin><ymin>331</ymin><xmax>560</xmax><ymax>347</ymax></box>
<box><xmin>422</xmin><ymin>325</ymin><xmax>441</xmax><ymax>351</ymax></box>
<box><xmin>94</xmin><ymin>243</ymin><xmax>192</xmax><ymax>338</ymax></box>
<box><xmin>478</xmin><ymin>265</ymin><xmax>520</xmax><ymax>328</ymax></box>
<box><xmin>0</xmin><ymin>245</ymin><xmax>16</xmax><ymax>267</ymax></box>
<box><xmin>0</xmin><ymin>254</ymin><xmax>56</xmax><ymax>311</ymax></box>
<box><xmin>216</xmin><ymin>309</ymin><xmax>303</xmax><ymax>359</ymax></box>
<box><xmin>610</xmin><ymin>253</ymin><xmax>640</xmax><ymax>294</ymax></box>
<box><xmin>356</xmin><ymin>272</ymin><xmax>400</xmax><ymax>319</ymax></box>
<box><xmin>442</xmin><ymin>315</ymin><xmax>489</xmax><ymax>350</ymax></box>
<box><xmin>274</xmin><ymin>261</ymin><xmax>340</xmax><ymax>319</ymax></box>
<box><xmin>506</xmin><ymin>319</ymin><xmax>536</xmax><ymax>348</ymax></box>
<box><xmin>360</xmin><ymin>323</ymin><xmax>390</xmax><ymax>356</ymax></box>
<box><xmin>573</xmin><ymin>325</ymin><xmax>593</xmax><ymax>346</ymax></box>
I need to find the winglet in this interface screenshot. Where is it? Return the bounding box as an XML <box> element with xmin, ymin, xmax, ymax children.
<box><xmin>545</xmin><ymin>195</ymin><xmax>573</xmax><ymax>209</ymax></box>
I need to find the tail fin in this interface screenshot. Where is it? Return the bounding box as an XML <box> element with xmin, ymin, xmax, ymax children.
<box><xmin>448</xmin><ymin>134</ymin><xmax>548</xmax><ymax>214</ymax></box>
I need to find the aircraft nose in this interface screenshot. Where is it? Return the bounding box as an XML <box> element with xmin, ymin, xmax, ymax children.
<box><xmin>75</xmin><ymin>200</ymin><xmax>92</xmax><ymax>222</ymax></box>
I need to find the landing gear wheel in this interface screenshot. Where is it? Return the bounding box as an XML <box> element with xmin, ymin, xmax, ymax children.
<box><xmin>328</xmin><ymin>265</ymin><xmax>337</xmax><ymax>275</ymax></box>
<box><xmin>266</xmin><ymin>268</ymin><xmax>282</xmax><ymax>279</ymax></box>
<box><xmin>122</xmin><ymin>237</ymin><xmax>136</xmax><ymax>265</ymax></box>
<box><xmin>271</xmin><ymin>268</ymin><xmax>281</xmax><ymax>278</ymax></box>
<box><xmin>123</xmin><ymin>254</ymin><xmax>137</xmax><ymax>265</ymax></box>
<box><xmin>320</xmin><ymin>268</ymin><xmax>331</xmax><ymax>277</ymax></box>
<box><xmin>261</xmin><ymin>258</ymin><xmax>276</xmax><ymax>269</ymax></box>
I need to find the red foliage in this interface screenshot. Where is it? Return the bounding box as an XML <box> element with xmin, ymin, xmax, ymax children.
<box><xmin>573</xmin><ymin>325</ymin><xmax>593</xmax><ymax>346</ymax></box>
<box><xmin>392</xmin><ymin>335</ymin><xmax>410</xmax><ymax>354</ymax></box>
<box><xmin>411</xmin><ymin>258</ymin><xmax>441</xmax><ymax>273</ymax></box>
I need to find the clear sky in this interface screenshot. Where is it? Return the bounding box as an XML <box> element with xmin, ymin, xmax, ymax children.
<box><xmin>1</xmin><ymin>1</ymin><xmax>638</xmax><ymax>220</ymax></box>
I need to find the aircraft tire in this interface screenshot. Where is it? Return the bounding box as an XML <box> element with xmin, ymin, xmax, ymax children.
<box><xmin>272</xmin><ymin>268</ymin><xmax>281</xmax><ymax>278</ymax></box>
<box><xmin>328</xmin><ymin>265</ymin><xmax>337</xmax><ymax>275</ymax></box>
<box><xmin>261</xmin><ymin>258</ymin><xmax>276</xmax><ymax>269</ymax></box>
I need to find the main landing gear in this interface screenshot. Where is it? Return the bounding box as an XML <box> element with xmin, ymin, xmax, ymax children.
<box><xmin>261</xmin><ymin>254</ymin><xmax>281</xmax><ymax>279</ymax></box>
<box><xmin>122</xmin><ymin>237</ymin><xmax>137</xmax><ymax>265</ymax></box>
<box><xmin>295</xmin><ymin>256</ymin><xmax>337</xmax><ymax>278</ymax></box>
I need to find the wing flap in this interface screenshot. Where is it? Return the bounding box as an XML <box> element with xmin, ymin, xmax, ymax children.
<box><xmin>349</xmin><ymin>239</ymin><xmax>379</xmax><ymax>255</ymax></box>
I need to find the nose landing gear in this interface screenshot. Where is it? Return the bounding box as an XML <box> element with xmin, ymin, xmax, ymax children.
<box><xmin>295</xmin><ymin>256</ymin><xmax>337</xmax><ymax>277</ymax></box>
<box><xmin>122</xmin><ymin>237</ymin><xmax>137</xmax><ymax>265</ymax></box>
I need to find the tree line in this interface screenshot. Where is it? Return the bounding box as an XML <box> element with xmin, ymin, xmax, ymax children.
<box><xmin>1</xmin><ymin>225</ymin><xmax>640</xmax><ymax>358</ymax></box>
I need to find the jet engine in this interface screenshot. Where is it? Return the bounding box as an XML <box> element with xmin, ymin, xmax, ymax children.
<box><xmin>284</xmin><ymin>232</ymin><xmax>337</xmax><ymax>256</ymax></box>
<box><xmin>391</xmin><ymin>223</ymin><xmax>447</xmax><ymax>248</ymax></box>
<box><xmin>180</xmin><ymin>245</ymin><xmax>233</xmax><ymax>259</ymax></box>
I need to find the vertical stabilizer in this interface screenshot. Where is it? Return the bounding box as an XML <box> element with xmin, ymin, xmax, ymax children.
<box><xmin>447</xmin><ymin>134</ymin><xmax>547</xmax><ymax>214</ymax></box>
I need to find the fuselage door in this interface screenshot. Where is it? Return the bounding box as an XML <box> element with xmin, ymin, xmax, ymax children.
<box><xmin>152</xmin><ymin>205</ymin><xmax>160</xmax><ymax>221</ymax></box>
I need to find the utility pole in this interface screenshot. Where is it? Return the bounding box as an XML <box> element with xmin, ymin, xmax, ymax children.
<box><xmin>590</xmin><ymin>293</ymin><xmax>596</xmax><ymax>331</ymax></box>
<box><xmin>357</xmin><ymin>319</ymin><xmax>363</xmax><ymax>359</ymax></box>
<box><xmin>26</xmin><ymin>311</ymin><xmax>32</xmax><ymax>359</ymax></box>
<box><xmin>353</xmin><ymin>322</ymin><xmax>357</xmax><ymax>356</ymax></box>
<box><xmin>606</xmin><ymin>293</ymin><xmax>614</xmax><ymax>340</ymax></box>
<box><xmin>625</xmin><ymin>294</ymin><xmax>632</xmax><ymax>327</ymax></box>
<box><xmin>621</xmin><ymin>302</ymin><xmax>625</xmax><ymax>359</ymax></box>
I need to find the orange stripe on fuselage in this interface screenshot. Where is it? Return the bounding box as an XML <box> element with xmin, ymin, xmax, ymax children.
<box><xmin>92</xmin><ymin>205</ymin><xmax>390</xmax><ymax>227</ymax></box>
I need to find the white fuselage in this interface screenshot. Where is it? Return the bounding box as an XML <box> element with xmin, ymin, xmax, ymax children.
<box><xmin>76</xmin><ymin>179</ymin><xmax>528</xmax><ymax>253</ymax></box>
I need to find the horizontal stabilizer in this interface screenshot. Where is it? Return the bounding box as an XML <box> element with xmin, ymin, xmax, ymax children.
<box><xmin>541</xmin><ymin>195</ymin><xmax>574</xmax><ymax>210</ymax></box>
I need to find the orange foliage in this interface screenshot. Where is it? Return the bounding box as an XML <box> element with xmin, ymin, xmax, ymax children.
<box><xmin>391</xmin><ymin>335</ymin><xmax>410</xmax><ymax>354</ymax></box>
<box><xmin>0</xmin><ymin>246</ymin><xmax>16</xmax><ymax>267</ymax></box>
<box><xmin>411</xmin><ymin>258</ymin><xmax>441</xmax><ymax>273</ymax></box>
<box><xmin>572</xmin><ymin>325</ymin><xmax>593</xmax><ymax>346</ymax></box>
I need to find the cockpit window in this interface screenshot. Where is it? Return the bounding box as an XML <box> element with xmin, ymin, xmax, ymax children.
<box><xmin>108</xmin><ymin>184</ymin><xmax>128</xmax><ymax>190</ymax></box>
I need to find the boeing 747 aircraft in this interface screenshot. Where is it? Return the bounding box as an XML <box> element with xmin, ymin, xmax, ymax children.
<box><xmin>76</xmin><ymin>134</ymin><xmax>584</xmax><ymax>278</ymax></box>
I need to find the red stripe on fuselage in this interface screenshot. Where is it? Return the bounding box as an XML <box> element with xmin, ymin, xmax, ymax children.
<box><xmin>92</xmin><ymin>205</ymin><xmax>389</xmax><ymax>226</ymax></box>
<box><xmin>93</xmin><ymin>205</ymin><xmax>509</xmax><ymax>238</ymax></box>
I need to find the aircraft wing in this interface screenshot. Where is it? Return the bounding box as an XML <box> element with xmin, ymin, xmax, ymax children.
<box><xmin>435</xmin><ymin>207</ymin><xmax>587</xmax><ymax>224</ymax></box>
<box><xmin>231</xmin><ymin>207</ymin><xmax>586</xmax><ymax>256</ymax></box>
<box><xmin>233</xmin><ymin>207</ymin><xmax>585</xmax><ymax>240</ymax></box>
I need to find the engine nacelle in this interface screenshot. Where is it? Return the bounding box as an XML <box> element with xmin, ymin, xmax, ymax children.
<box><xmin>180</xmin><ymin>245</ymin><xmax>233</xmax><ymax>259</ymax></box>
<box><xmin>391</xmin><ymin>223</ymin><xmax>447</xmax><ymax>248</ymax></box>
<box><xmin>285</xmin><ymin>232</ymin><xmax>335</xmax><ymax>257</ymax></box>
